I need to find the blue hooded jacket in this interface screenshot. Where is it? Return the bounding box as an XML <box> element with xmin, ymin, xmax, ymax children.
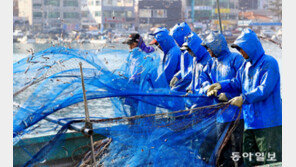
<box><xmin>123</xmin><ymin>47</ymin><xmax>146</xmax><ymax>85</ymax></box>
<box><xmin>219</xmin><ymin>28</ymin><xmax>282</xmax><ymax>129</ymax></box>
<box><xmin>186</xmin><ymin>33</ymin><xmax>211</xmax><ymax>93</ymax></box>
<box><xmin>122</xmin><ymin>47</ymin><xmax>160</xmax><ymax>111</ymax></box>
<box><xmin>169</xmin><ymin>23</ymin><xmax>194</xmax><ymax>91</ymax></box>
<box><xmin>184</xmin><ymin>32</ymin><xmax>212</xmax><ymax>108</ymax></box>
<box><xmin>151</xmin><ymin>28</ymin><xmax>181</xmax><ymax>85</ymax></box>
<box><xmin>200</xmin><ymin>31</ymin><xmax>245</xmax><ymax>123</ymax></box>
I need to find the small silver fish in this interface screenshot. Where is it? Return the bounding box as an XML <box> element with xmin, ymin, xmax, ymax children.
<box><xmin>104</xmin><ymin>58</ymin><xmax>108</xmax><ymax>64</ymax></box>
<box><xmin>41</xmin><ymin>56</ymin><xmax>50</xmax><ymax>60</ymax></box>
<box><xmin>30</xmin><ymin>61</ymin><xmax>39</xmax><ymax>64</ymax></box>
<box><xmin>24</xmin><ymin>66</ymin><xmax>30</xmax><ymax>74</ymax></box>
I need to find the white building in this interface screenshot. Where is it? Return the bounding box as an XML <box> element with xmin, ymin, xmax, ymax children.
<box><xmin>80</xmin><ymin>0</ymin><xmax>102</xmax><ymax>29</ymax></box>
<box><xmin>18</xmin><ymin>0</ymin><xmax>82</xmax><ymax>32</ymax></box>
<box><xmin>80</xmin><ymin>0</ymin><xmax>135</xmax><ymax>31</ymax></box>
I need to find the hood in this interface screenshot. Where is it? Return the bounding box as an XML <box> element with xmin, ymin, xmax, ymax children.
<box><xmin>169</xmin><ymin>22</ymin><xmax>191</xmax><ymax>47</ymax></box>
<box><xmin>151</xmin><ymin>27</ymin><xmax>177</xmax><ymax>54</ymax></box>
<box><xmin>233</xmin><ymin>28</ymin><xmax>265</xmax><ymax>64</ymax></box>
<box><xmin>185</xmin><ymin>32</ymin><xmax>208</xmax><ymax>61</ymax></box>
<box><xmin>201</xmin><ymin>31</ymin><xmax>230</xmax><ymax>57</ymax></box>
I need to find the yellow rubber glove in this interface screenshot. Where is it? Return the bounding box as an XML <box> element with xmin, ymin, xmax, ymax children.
<box><xmin>206</xmin><ymin>83</ymin><xmax>221</xmax><ymax>97</ymax></box>
<box><xmin>218</xmin><ymin>93</ymin><xmax>228</xmax><ymax>102</ymax></box>
<box><xmin>170</xmin><ymin>76</ymin><xmax>179</xmax><ymax>88</ymax></box>
<box><xmin>229</xmin><ymin>96</ymin><xmax>243</xmax><ymax>107</ymax></box>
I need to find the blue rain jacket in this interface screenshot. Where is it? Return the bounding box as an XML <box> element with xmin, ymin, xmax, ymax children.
<box><xmin>169</xmin><ymin>24</ymin><xmax>193</xmax><ymax>91</ymax></box>
<box><xmin>200</xmin><ymin>32</ymin><xmax>245</xmax><ymax>123</ymax></box>
<box><xmin>186</xmin><ymin>33</ymin><xmax>211</xmax><ymax>94</ymax></box>
<box><xmin>184</xmin><ymin>32</ymin><xmax>212</xmax><ymax>107</ymax></box>
<box><xmin>122</xmin><ymin>47</ymin><xmax>147</xmax><ymax>108</ymax></box>
<box><xmin>151</xmin><ymin>28</ymin><xmax>181</xmax><ymax>85</ymax></box>
<box><xmin>219</xmin><ymin>28</ymin><xmax>282</xmax><ymax>129</ymax></box>
<box><xmin>171</xmin><ymin>51</ymin><xmax>193</xmax><ymax>91</ymax></box>
<box><xmin>123</xmin><ymin>47</ymin><xmax>146</xmax><ymax>85</ymax></box>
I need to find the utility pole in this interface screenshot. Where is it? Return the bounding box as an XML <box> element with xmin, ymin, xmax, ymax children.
<box><xmin>216</xmin><ymin>0</ymin><xmax>223</xmax><ymax>34</ymax></box>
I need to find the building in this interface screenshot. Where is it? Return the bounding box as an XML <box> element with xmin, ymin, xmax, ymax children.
<box><xmin>14</xmin><ymin>0</ymin><xmax>30</xmax><ymax>31</ymax></box>
<box><xmin>183</xmin><ymin>0</ymin><xmax>239</xmax><ymax>31</ymax></box>
<box><xmin>239</xmin><ymin>0</ymin><xmax>258</xmax><ymax>10</ymax></box>
<box><xmin>138</xmin><ymin>0</ymin><xmax>182</xmax><ymax>31</ymax></box>
<box><xmin>80</xmin><ymin>0</ymin><xmax>101</xmax><ymax>30</ymax></box>
<box><xmin>184</xmin><ymin>0</ymin><xmax>213</xmax><ymax>23</ymax></box>
<box><xmin>14</xmin><ymin>0</ymin><xmax>19</xmax><ymax>16</ymax></box>
<box><xmin>80</xmin><ymin>0</ymin><xmax>135</xmax><ymax>31</ymax></box>
<box><xmin>101</xmin><ymin>0</ymin><xmax>135</xmax><ymax>30</ymax></box>
<box><xmin>18</xmin><ymin>0</ymin><xmax>82</xmax><ymax>32</ymax></box>
<box><xmin>238</xmin><ymin>0</ymin><xmax>279</xmax><ymax>22</ymax></box>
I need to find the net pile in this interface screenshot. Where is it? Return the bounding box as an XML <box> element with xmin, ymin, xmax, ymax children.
<box><xmin>13</xmin><ymin>46</ymin><xmax>241</xmax><ymax>167</ymax></box>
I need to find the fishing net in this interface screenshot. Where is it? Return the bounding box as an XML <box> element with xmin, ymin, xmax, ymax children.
<box><xmin>13</xmin><ymin>46</ymin><xmax>242</xmax><ymax>167</ymax></box>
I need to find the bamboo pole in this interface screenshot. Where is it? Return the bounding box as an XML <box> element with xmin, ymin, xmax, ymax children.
<box><xmin>79</xmin><ymin>62</ymin><xmax>96</xmax><ymax>166</ymax></box>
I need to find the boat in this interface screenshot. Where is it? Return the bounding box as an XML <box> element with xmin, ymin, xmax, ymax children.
<box><xmin>13</xmin><ymin>131</ymin><xmax>106</xmax><ymax>167</ymax></box>
<box><xmin>13</xmin><ymin>121</ymin><xmax>283</xmax><ymax>167</ymax></box>
<box><xmin>13</xmin><ymin>30</ymin><xmax>24</xmax><ymax>43</ymax></box>
<box><xmin>35</xmin><ymin>38</ymin><xmax>48</xmax><ymax>44</ymax></box>
<box><xmin>90</xmin><ymin>39</ymin><xmax>107</xmax><ymax>44</ymax></box>
<box><xmin>18</xmin><ymin>35</ymin><xmax>36</xmax><ymax>44</ymax></box>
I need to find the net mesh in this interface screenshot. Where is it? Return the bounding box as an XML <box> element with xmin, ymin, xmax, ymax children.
<box><xmin>13</xmin><ymin>46</ymin><xmax>241</xmax><ymax>167</ymax></box>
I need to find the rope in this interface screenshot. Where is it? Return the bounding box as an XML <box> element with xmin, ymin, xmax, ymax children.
<box><xmin>90</xmin><ymin>102</ymin><xmax>230</xmax><ymax>124</ymax></box>
<box><xmin>216</xmin><ymin>107</ymin><xmax>242</xmax><ymax>166</ymax></box>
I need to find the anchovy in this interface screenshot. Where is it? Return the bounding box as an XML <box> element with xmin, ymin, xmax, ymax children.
<box><xmin>22</xmin><ymin>120</ymin><xmax>28</xmax><ymax>128</ymax></box>
<box><xmin>104</xmin><ymin>58</ymin><xmax>108</xmax><ymax>64</ymax></box>
<box><xmin>41</xmin><ymin>56</ymin><xmax>50</xmax><ymax>60</ymax></box>
<box><xmin>37</xmin><ymin>65</ymin><xmax>51</xmax><ymax>71</ymax></box>
<box><xmin>29</xmin><ymin>61</ymin><xmax>39</xmax><ymax>64</ymax></box>
<box><xmin>118</xmin><ymin>72</ymin><xmax>128</xmax><ymax>79</ymax></box>
<box><xmin>30</xmin><ymin>55</ymin><xmax>34</xmax><ymax>60</ymax></box>
<box><xmin>24</xmin><ymin>66</ymin><xmax>30</xmax><ymax>74</ymax></box>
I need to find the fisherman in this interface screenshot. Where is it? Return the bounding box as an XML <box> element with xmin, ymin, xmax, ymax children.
<box><xmin>121</xmin><ymin>33</ymin><xmax>149</xmax><ymax>120</ymax></box>
<box><xmin>199</xmin><ymin>31</ymin><xmax>245</xmax><ymax>166</ymax></box>
<box><xmin>179</xmin><ymin>32</ymin><xmax>212</xmax><ymax>108</ymax></box>
<box><xmin>207</xmin><ymin>28</ymin><xmax>282</xmax><ymax>166</ymax></box>
<box><xmin>169</xmin><ymin>22</ymin><xmax>194</xmax><ymax>92</ymax></box>
<box><xmin>149</xmin><ymin>27</ymin><xmax>181</xmax><ymax>86</ymax></box>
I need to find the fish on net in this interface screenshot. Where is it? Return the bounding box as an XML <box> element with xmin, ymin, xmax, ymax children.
<box><xmin>13</xmin><ymin>47</ymin><xmax>242</xmax><ymax>167</ymax></box>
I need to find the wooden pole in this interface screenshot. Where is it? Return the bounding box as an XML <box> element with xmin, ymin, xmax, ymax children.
<box><xmin>79</xmin><ymin>62</ymin><xmax>96</xmax><ymax>166</ymax></box>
